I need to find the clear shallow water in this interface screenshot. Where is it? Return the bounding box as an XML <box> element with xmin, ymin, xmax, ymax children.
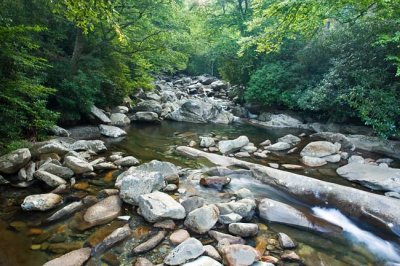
<box><xmin>111</xmin><ymin>121</ymin><xmax>400</xmax><ymax>265</ymax></box>
<box><xmin>1</xmin><ymin>120</ymin><xmax>399</xmax><ymax>265</ymax></box>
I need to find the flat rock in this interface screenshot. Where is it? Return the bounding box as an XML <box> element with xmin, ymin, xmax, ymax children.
<box><xmin>119</xmin><ymin>170</ymin><xmax>165</xmax><ymax>205</ymax></box>
<box><xmin>21</xmin><ymin>193</ymin><xmax>62</xmax><ymax>211</ymax></box>
<box><xmin>93</xmin><ymin>224</ymin><xmax>131</xmax><ymax>255</ymax></box>
<box><xmin>37</xmin><ymin>142</ymin><xmax>69</xmax><ymax>156</ymax></box>
<box><xmin>0</xmin><ymin>148</ymin><xmax>31</xmax><ymax>174</ymax></box>
<box><xmin>83</xmin><ymin>195</ymin><xmax>121</xmax><ymax>228</ymax></box>
<box><xmin>336</xmin><ymin>163</ymin><xmax>400</xmax><ymax>192</ymax></box>
<box><xmin>99</xmin><ymin>124</ymin><xmax>127</xmax><ymax>138</ymax></box>
<box><xmin>221</xmin><ymin>244</ymin><xmax>259</xmax><ymax>266</ymax></box>
<box><xmin>138</xmin><ymin>191</ymin><xmax>186</xmax><ymax>223</ymax></box>
<box><xmin>64</xmin><ymin>156</ymin><xmax>93</xmax><ymax>174</ymax></box>
<box><xmin>184</xmin><ymin>205</ymin><xmax>220</xmax><ymax>234</ymax></box>
<box><xmin>218</xmin><ymin>213</ymin><xmax>243</xmax><ymax>224</ymax></box>
<box><xmin>40</xmin><ymin>163</ymin><xmax>74</xmax><ymax>179</ymax></box>
<box><xmin>228</xmin><ymin>223</ymin><xmax>258</xmax><ymax>237</ymax></box>
<box><xmin>265</xmin><ymin>142</ymin><xmax>291</xmax><ymax>151</ymax></box>
<box><xmin>34</xmin><ymin>170</ymin><xmax>67</xmax><ymax>187</ymax></box>
<box><xmin>300</xmin><ymin>141</ymin><xmax>340</xmax><ymax>158</ymax></box>
<box><xmin>183</xmin><ymin>256</ymin><xmax>222</xmax><ymax>266</ymax></box>
<box><xmin>164</xmin><ymin>238</ymin><xmax>205</xmax><ymax>265</ymax></box>
<box><xmin>43</xmin><ymin>247</ymin><xmax>91</xmax><ymax>266</ymax></box>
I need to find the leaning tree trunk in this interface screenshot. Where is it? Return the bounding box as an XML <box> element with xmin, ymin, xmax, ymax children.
<box><xmin>70</xmin><ymin>28</ymin><xmax>84</xmax><ymax>75</ymax></box>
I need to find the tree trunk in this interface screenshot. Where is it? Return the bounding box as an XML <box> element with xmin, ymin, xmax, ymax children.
<box><xmin>70</xmin><ymin>28</ymin><xmax>84</xmax><ymax>75</ymax></box>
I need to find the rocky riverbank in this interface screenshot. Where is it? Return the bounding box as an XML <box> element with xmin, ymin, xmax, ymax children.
<box><xmin>1</xmin><ymin>74</ymin><xmax>400</xmax><ymax>265</ymax></box>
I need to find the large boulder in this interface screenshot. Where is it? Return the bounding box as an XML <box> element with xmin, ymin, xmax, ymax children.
<box><xmin>210</xmin><ymin>80</ymin><xmax>228</xmax><ymax>91</ymax></box>
<box><xmin>133</xmin><ymin>100</ymin><xmax>163</xmax><ymax>115</ymax></box>
<box><xmin>0</xmin><ymin>148</ymin><xmax>31</xmax><ymax>174</ymax></box>
<box><xmin>138</xmin><ymin>191</ymin><xmax>186</xmax><ymax>223</ymax></box>
<box><xmin>119</xmin><ymin>170</ymin><xmax>165</xmax><ymax>205</ymax></box>
<box><xmin>164</xmin><ymin>238</ymin><xmax>205</xmax><ymax>265</ymax></box>
<box><xmin>90</xmin><ymin>105</ymin><xmax>111</xmax><ymax>124</ymax></box>
<box><xmin>99</xmin><ymin>124</ymin><xmax>127</xmax><ymax>138</ymax></box>
<box><xmin>43</xmin><ymin>248</ymin><xmax>91</xmax><ymax>266</ymax></box>
<box><xmin>21</xmin><ymin>193</ymin><xmax>62</xmax><ymax>211</ymax></box>
<box><xmin>265</xmin><ymin>142</ymin><xmax>291</xmax><ymax>151</ymax></box>
<box><xmin>336</xmin><ymin>163</ymin><xmax>400</xmax><ymax>193</ymax></box>
<box><xmin>83</xmin><ymin>195</ymin><xmax>121</xmax><ymax>228</ymax></box>
<box><xmin>64</xmin><ymin>156</ymin><xmax>93</xmax><ymax>174</ymax></box>
<box><xmin>136</xmin><ymin>160</ymin><xmax>179</xmax><ymax>178</ymax></box>
<box><xmin>166</xmin><ymin>99</ymin><xmax>233</xmax><ymax>124</ymax></box>
<box><xmin>218</xmin><ymin>136</ymin><xmax>249</xmax><ymax>154</ymax></box>
<box><xmin>258</xmin><ymin>198</ymin><xmax>340</xmax><ymax>233</ymax></box>
<box><xmin>310</xmin><ymin>132</ymin><xmax>355</xmax><ymax>151</ymax></box>
<box><xmin>300</xmin><ymin>141</ymin><xmax>340</xmax><ymax>158</ymax></box>
<box><xmin>130</xmin><ymin>112</ymin><xmax>160</xmax><ymax>123</ymax></box>
<box><xmin>184</xmin><ymin>205</ymin><xmax>219</xmax><ymax>234</ymax></box>
<box><xmin>110</xmin><ymin>113</ymin><xmax>130</xmax><ymax>127</ymax></box>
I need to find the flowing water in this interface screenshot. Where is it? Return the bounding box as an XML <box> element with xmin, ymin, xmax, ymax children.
<box><xmin>1</xmin><ymin>120</ymin><xmax>399</xmax><ymax>265</ymax></box>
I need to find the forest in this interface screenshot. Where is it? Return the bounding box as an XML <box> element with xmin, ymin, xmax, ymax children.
<box><xmin>1</xmin><ymin>0</ymin><xmax>399</xmax><ymax>150</ymax></box>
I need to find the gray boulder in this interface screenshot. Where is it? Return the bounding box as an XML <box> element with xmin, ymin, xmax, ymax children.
<box><xmin>21</xmin><ymin>193</ymin><xmax>62</xmax><ymax>211</ymax></box>
<box><xmin>218</xmin><ymin>136</ymin><xmax>249</xmax><ymax>154</ymax></box>
<box><xmin>0</xmin><ymin>148</ymin><xmax>31</xmax><ymax>174</ymax></box>
<box><xmin>300</xmin><ymin>141</ymin><xmax>340</xmax><ymax>158</ymax></box>
<box><xmin>70</xmin><ymin>140</ymin><xmax>107</xmax><ymax>153</ymax></box>
<box><xmin>119</xmin><ymin>170</ymin><xmax>165</xmax><ymax>205</ymax></box>
<box><xmin>51</xmin><ymin>125</ymin><xmax>71</xmax><ymax>137</ymax></box>
<box><xmin>99</xmin><ymin>124</ymin><xmax>127</xmax><ymax>138</ymax></box>
<box><xmin>138</xmin><ymin>191</ymin><xmax>186</xmax><ymax>223</ymax></box>
<box><xmin>90</xmin><ymin>105</ymin><xmax>111</xmax><ymax>124</ymax></box>
<box><xmin>110</xmin><ymin>113</ymin><xmax>130</xmax><ymax>127</ymax></box>
<box><xmin>265</xmin><ymin>142</ymin><xmax>291</xmax><ymax>151</ymax></box>
<box><xmin>164</xmin><ymin>238</ymin><xmax>205</xmax><ymax>265</ymax></box>
<box><xmin>34</xmin><ymin>170</ymin><xmax>67</xmax><ymax>187</ymax></box>
<box><xmin>130</xmin><ymin>112</ymin><xmax>160</xmax><ymax>123</ymax></box>
<box><xmin>181</xmin><ymin>196</ymin><xmax>205</xmax><ymax>214</ymax></box>
<box><xmin>40</xmin><ymin>163</ymin><xmax>74</xmax><ymax>179</ymax></box>
<box><xmin>133</xmin><ymin>100</ymin><xmax>163</xmax><ymax>115</ymax></box>
<box><xmin>301</xmin><ymin>156</ymin><xmax>327</xmax><ymax>167</ymax></box>
<box><xmin>184</xmin><ymin>205</ymin><xmax>220</xmax><ymax>234</ymax></box>
<box><xmin>114</xmin><ymin>156</ymin><xmax>139</xmax><ymax>167</ymax></box>
<box><xmin>336</xmin><ymin>163</ymin><xmax>400</xmax><ymax>193</ymax></box>
<box><xmin>37</xmin><ymin>142</ymin><xmax>69</xmax><ymax>156</ymax></box>
<box><xmin>255</xmin><ymin>113</ymin><xmax>305</xmax><ymax>128</ymax></box>
<box><xmin>347</xmin><ymin>135</ymin><xmax>400</xmax><ymax>159</ymax></box>
<box><xmin>200</xmin><ymin>137</ymin><xmax>215</xmax><ymax>148</ymax></box>
<box><xmin>64</xmin><ymin>156</ymin><xmax>93</xmax><ymax>174</ymax></box>
<box><xmin>228</xmin><ymin>223</ymin><xmax>258</xmax><ymax>237</ymax></box>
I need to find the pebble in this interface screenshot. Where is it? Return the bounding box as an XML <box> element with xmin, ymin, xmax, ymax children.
<box><xmin>278</xmin><ymin>232</ymin><xmax>296</xmax><ymax>249</ymax></box>
<box><xmin>170</xmin><ymin>229</ymin><xmax>190</xmax><ymax>245</ymax></box>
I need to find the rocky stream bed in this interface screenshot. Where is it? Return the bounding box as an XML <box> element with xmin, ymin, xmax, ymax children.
<box><xmin>1</xmin><ymin>75</ymin><xmax>400</xmax><ymax>266</ymax></box>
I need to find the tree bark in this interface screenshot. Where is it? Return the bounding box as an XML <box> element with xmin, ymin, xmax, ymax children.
<box><xmin>70</xmin><ymin>28</ymin><xmax>84</xmax><ymax>75</ymax></box>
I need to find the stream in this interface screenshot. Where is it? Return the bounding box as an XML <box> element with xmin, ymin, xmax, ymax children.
<box><xmin>1</xmin><ymin>120</ymin><xmax>399</xmax><ymax>265</ymax></box>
